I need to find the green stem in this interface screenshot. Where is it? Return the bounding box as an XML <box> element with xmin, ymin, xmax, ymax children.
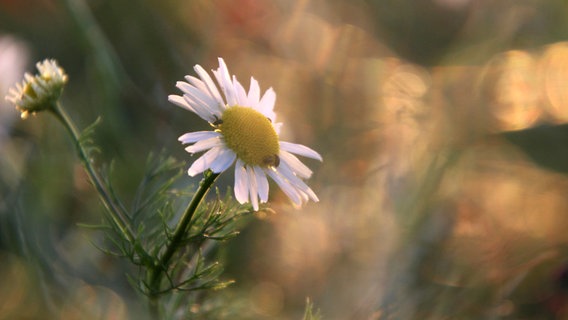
<box><xmin>50</xmin><ymin>102</ymin><xmax>135</xmax><ymax>243</ymax></box>
<box><xmin>147</xmin><ymin>172</ymin><xmax>220</xmax><ymax>311</ymax></box>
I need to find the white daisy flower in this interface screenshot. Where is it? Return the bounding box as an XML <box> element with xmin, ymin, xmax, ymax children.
<box><xmin>170</xmin><ymin>57</ymin><xmax>322</xmax><ymax>210</ymax></box>
<box><xmin>5</xmin><ymin>59</ymin><xmax>68</xmax><ymax>119</ymax></box>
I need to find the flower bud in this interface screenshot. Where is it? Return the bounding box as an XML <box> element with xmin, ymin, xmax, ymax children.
<box><xmin>5</xmin><ymin>59</ymin><xmax>67</xmax><ymax>119</ymax></box>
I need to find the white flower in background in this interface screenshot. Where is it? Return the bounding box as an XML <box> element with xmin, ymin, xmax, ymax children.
<box><xmin>0</xmin><ymin>36</ymin><xmax>29</xmax><ymax>134</ymax></box>
<box><xmin>170</xmin><ymin>58</ymin><xmax>322</xmax><ymax>210</ymax></box>
<box><xmin>5</xmin><ymin>59</ymin><xmax>68</xmax><ymax>119</ymax></box>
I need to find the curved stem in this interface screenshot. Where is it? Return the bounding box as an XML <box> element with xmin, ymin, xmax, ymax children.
<box><xmin>147</xmin><ymin>172</ymin><xmax>220</xmax><ymax>312</ymax></box>
<box><xmin>49</xmin><ymin>102</ymin><xmax>135</xmax><ymax>243</ymax></box>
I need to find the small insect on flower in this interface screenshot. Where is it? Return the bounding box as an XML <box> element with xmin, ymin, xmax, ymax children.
<box><xmin>211</xmin><ymin>115</ymin><xmax>223</xmax><ymax>127</ymax></box>
<box><xmin>262</xmin><ymin>154</ymin><xmax>280</xmax><ymax>167</ymax></box>
<box><xmin>170</xmin><ymin>57</ymin><xmax>322</xmax><ymax>210</ymax></box>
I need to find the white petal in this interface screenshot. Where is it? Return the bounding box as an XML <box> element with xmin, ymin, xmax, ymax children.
<box><xmin>183</xmin><ymin>75</ymin><xmax>224</xmax><ymax>116</ymax></box>
<box><xmin>247</xmin><ymin>166</ymin><xmax>259</xmax><ymax>211</ymax></box>
<box><xmin>277</xmin><ymin>162</ymin><xmax>319</xmax><ymax>202</ymax></box>
<box><xmin>184</xmin><ymin>75</ymin><xmax>208</xmax><ymax>93</ymax></box>
<box><xmin>177</xmin><ymin>81</ymin><xmax>218</xmax><ymax>113</ymax></box>
<box><xmin>255</xmin><ymin>167</ymin><xmax>269</xmax><ymax>202</ymax></box>
<box><xmin>213</xmin><ymin>58</ymin><xmax>238</xmax><ymax>106</ymax></box>
<box><xmin>176</xmin><ymin>81</ymin><xmax>199</xmax><ymax>95</ymax></box>
<box><xmin>234</xmin><ymin>159</ymin><xmax>249</xmax><ymax>204</ymax></box>
<box><xmin>279</xmin><ymin>150</ymin><xmax>313</xmax><ymax>178</ymax></box>
<box><xmin>178</xmin><ymin>131</ymin><xmax>221</xmax><ymax>144</ymax></box>
<box><xmin>177</xmin><ymin>83</ymin><xmax>217</xmax><ymax>121</ymax></box>
<box><xmin>233</xmin><ymin>75</ymin><xmax>249</xmax><ymax>106</ymax></box>
<box><xmin>248</xmin><ymin>77</ymin><xmax>261</xmax><ymax>104</ymax></box>
<box><xmin>209</xmin><ymin>148</ymin><xmax>236</xmax><ymax>173</ymax></box>
<box><xmin>193</xmin><ymin>64</ymin><xmax>225</xmax><ymax>108</ymax></box>
<box><xmin>258</xmin><ymin>88</ymin><xmax>276</xmax><ymax>119</ymax></box>
<box><xmin>184</xmin><ymin>136</ymin><xmax>223</xmax><ymax>154</ymax></box>
<box><xmin>279</xmin><ymin>141</ymin><xmax>323</xmax><ymax>161</ymax></box>
<box><xmin>182</xmin><ymin>94</ymin><xmax>215</xmax><ymax>122</ymax></box>
<box><xmin>273</xmin><ymin>122</ymin><xmax>283</xmax><ymax>135</ymax></box>
<box><xmin>187</xmin><ymin>147</ymin><xmax>222</xmax><ymax>176</ymax></box>
<box><xmin>264</xmin><ymin>110</ymin><xmax>277</xmax><ymax>123</ymax></box>
<box><xmin>169</xmin><ymin>95</ymin><xmax>196</xmax><ymax>113</ymax></box>
<box><xmin>267</xmin><ymin>169</ymin><xmax>302</xmax><ymax>207</ymax></box>
<box><xmin>31</xmin><ymin>81</ymin><xmax>47</xmax><ymax>96</ymax></box>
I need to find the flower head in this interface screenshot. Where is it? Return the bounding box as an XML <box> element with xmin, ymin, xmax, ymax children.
<box><xmin>170</xmin><ymin>58</ymin><xmax>322</xmax><ymax>210</ymax></box>
<box><xmin>5</xmin><ymin>59</ymin><xmax>68</xmax><ymax>119</ymax></box>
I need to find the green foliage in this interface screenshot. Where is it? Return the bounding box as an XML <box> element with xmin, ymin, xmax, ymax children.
<box><xmin>76</xmin><ymin>146</ymin><xmax>252</xmax><ymax>317</ymax></box>
<box><xmin>303</xmin><ymin>298</ymin><xmax>322</xmax><ymax>320</ymax></box>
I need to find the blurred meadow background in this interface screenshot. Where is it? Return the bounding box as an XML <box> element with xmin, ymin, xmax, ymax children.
<box><xmin>3</xmin><ymin>0</ymin><xmax>568</xmax><ymax>319</ymax></box>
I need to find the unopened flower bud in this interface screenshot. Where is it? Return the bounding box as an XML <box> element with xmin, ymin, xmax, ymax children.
<box><xmin>5</xmin><ymin>59</ymin><xmax>68</xmax><ymax>119</ymax></box>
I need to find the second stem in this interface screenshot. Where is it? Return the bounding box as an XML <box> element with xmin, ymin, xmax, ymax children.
<box><xmin>148</xmin><ymin>171</ymin><xmax>220</xmax><ymax>294</ymax></box>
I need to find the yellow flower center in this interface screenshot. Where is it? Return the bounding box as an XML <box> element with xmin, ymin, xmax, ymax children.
<box><xmin>220</xmin><ymin>106</ymin><xmax>280</xmax><ymax>167</ymax></box>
